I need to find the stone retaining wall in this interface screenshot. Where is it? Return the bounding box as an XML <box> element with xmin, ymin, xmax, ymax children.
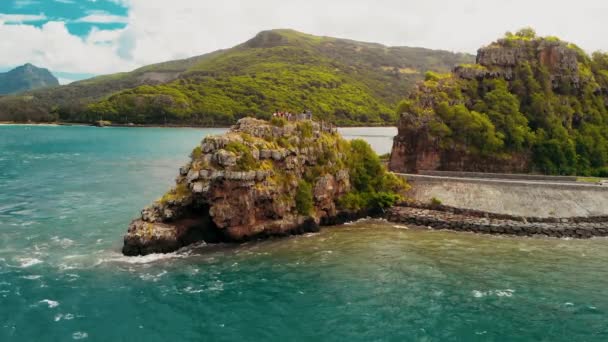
<box><xmin>398</xmin><ymin>174</ymin><xmax>608</xmax><ymax>217</ymax></box>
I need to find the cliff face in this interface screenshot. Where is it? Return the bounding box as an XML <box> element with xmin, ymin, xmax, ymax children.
<box><xmin>390</xmin><ymin>31</ymin><xmax>608</xmax><ymax>176</ymax></box>
<box><xmin>0</xmin><ymin>63</ymin><xmax>59</xmax><ymax>95</ymax></box>
<box><xmin>123</xmin><ymin>118</ymin><xmax>405</xmax><ymax>256</ymax></box>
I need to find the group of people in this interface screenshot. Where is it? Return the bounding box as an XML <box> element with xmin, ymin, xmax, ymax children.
<box><xmin>272</xmin><ymin>109</ymin><xmax>313</xmax><ymax>121</ymax></box>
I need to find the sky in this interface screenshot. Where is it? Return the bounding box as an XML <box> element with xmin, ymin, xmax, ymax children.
<box><xmin>0</xmin><ymin>0</ymin><xmax>607</xmax><ymax>84</ymax></box>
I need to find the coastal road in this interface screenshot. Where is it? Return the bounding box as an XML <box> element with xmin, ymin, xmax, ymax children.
<box><xmin>393</xmin><ymin>173</ymin><xmax>608</xmax><ymax>190</ymax></box>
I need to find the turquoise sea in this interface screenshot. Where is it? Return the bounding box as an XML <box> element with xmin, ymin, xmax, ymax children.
<box><xmin>1</xmin><ymin>124</ymin><xmax>607</xmax><ymax>341</ymax></box>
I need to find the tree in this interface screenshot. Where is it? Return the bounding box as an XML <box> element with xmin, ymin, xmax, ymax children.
<box><xmin>515</xmin><ymin>27</ymin><xmax>536</xmax><ymax>39</ymax></box>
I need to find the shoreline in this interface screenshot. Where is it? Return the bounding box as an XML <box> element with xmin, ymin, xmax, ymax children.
<box><xmin>0</xmin><ymin>121</ymin><xmax>232</xmax><ymax>129</ymax></box>
<box><xmin>0</xmin><ymin>121</ymin><xmax>397</xmax><ymax>129</ymax></box>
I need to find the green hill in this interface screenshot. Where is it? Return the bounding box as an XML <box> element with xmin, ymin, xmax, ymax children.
<box><xmin>390</xmin><ymin>28</ymin><xmax>608</xmax><ymax>176</ymax></box>
<box><xmin>0</xmin><ymin>64</ymin><xmax>59</xmax><ymax>95</ymax></box>
<box><xmin>0</xmin><ymin>29</ymin><xmax>473</xmax><ymax>125</ymax></box>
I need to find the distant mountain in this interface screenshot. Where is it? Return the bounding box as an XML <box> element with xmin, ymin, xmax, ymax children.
<box><xmin>0</xmin><ymin>64</ymin><xmax>59</xmax><ymax>95</ymax></box>
<box><xmin>0</xmin><ymin>30</ymin><xmax>474</xmax><ymax>125</ymax></box>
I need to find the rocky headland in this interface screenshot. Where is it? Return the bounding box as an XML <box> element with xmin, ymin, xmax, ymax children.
<box><xmin>123</xmin><ymin>117</ymin><xmax>407</xmax><ymax>255</ymax></box>
<box><xmin>389</xmin><ymin>28</ymin><xmax>608</xmax><ymax>176</ymax></box>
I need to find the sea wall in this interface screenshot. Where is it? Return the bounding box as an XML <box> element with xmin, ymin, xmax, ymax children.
<box><xmin>399</xmin><ymin>174</ymin><xmax>608</xmax><ymax>218</ymax></box>
<box><xmin>387</xmin><ymin>205</ymin><xmax>608</xmax><ymax>239</ymax></box>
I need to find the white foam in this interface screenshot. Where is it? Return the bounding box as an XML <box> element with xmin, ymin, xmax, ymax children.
<box><xmin>139</xmin><ymin>270</ymin><xmax>168</xmax><ymax>282</ymax></box>
<box><xmin>39</xmin><ymin>299</ymin><xmax>59</xmax><ymax>308</ymax></box>
<box><xmin>472</xmin><ymin>289</ymin><xmax>515</xmax><ymax>298</ymax></box>
<box><xmin>393</xmin><ymin>225</ymin><xmax>409</xmax><ymax>230</ymax></box>
<box><xmin>54</xmin><ymin>313</ymin><xmax>75</xmax><ymax>322</ymax></box>
<box><xmin>17</xmin><ymin>258</ymin><xmax>43</xmax><ymax>268</ymax></box>
<box><xmin>495</xmin><ymin>289</ymin><xmax>514</xmax><ymax>297</ymax></box>
<box><xmin>51</xmin><ymin>236</ymin><xmax>75</xmax><ymax>248</ymax></box>
<box><xmin>472</xmin><ymin>290</ymin><xmax>485</xmax><ymax>298</ymax></box>
<box><xmin>72</xmin><ymin>332</ymin><xmax>88</xmax><ymax>340</ymax></box>
<box><xmin>57</xmin><ymin>263</ymin><xmax>80</xmax><ymax>271</ymax></box>
<box><xmin>21</xmin><ymin>275</ymin><xmax>42</xmax><ymax>280</ymax></box>
<box><xmin>344</xmin><ymin>217</ymin><xmax>373</xmax><ymax>225</ymax></box>
<box><xmin>183</xmin><ymin>286</ymin><xmax>204</xmax><ymax>294</ymax></box>
<box><xmin>96</xmin><ymin>249</ymin><xmax>194</xmax><ymax>265</ymax></box>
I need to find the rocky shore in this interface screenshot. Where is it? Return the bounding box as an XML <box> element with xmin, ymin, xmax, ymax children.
<box><xmin>387</xmin><ymin>203</ymin><xmax>608</xmax><ymax>238</ymax></box>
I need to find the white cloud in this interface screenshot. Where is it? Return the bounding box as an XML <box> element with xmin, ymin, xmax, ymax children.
<box><xmin>0</xmin><ymin>21</ymin><xmax>136</xmax><ymax>74</ymax></box>
<box><xmin>2</xmin><ymin>0</ymin><xmax>608</xmax><ymax>76</ymax></box>
<box><xmin>114</xmin><ymin>0</ymin><xmax>608</xmax><ymax>69</ymax></box>
<box><xmin>75</xmin><ymin>11</ymin><xmax>128</xmax><ymax>24</ymax></box>
<box><xmin>0</xmin><ymin>13</ymin><xmax>47</xmax><ymax>23</ymax></box>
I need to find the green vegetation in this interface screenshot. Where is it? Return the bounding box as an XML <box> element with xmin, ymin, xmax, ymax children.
<box><xmin>339</xmin><ymin>139</ymin><xmax>408</xmax><ymax>211</ymax></box>
<box><xmin>159</xmin><ymin>183</ymin><xmax>191</xmax><ymax>204</ymax></box>
<box><xmin>0</xmin><ymin>29</ymin><xmax>473</xmax><ymax>126</ymax></box>
<box><xmin>270</xmin><ymin>117</ymin><xmax>287</xmax><ymax>127</ymax></box>
<box><xmin>225</xmin><ymin>141</ymin><xmax>259</xmax><ymax>171</ymax></box>
<box><xmin>191</xmin><ymin>146</ymin><xmax>202</xmax><ymax>159</ymax></box>
<box><xmin>577</xmin><ymin>176</ymin><xmax>607</xmax><ymax>184</ymax></box>
<box><xmin>430</xmin><ymin>197</ymin><xmax>442</xmax><ymax>206</ymax></box>
<box><xmin>295</xmin><ymin>180</ymin><xmax>314</xmax><ymax>215</ymax></box>
<box><xmin>399</xmin><ymin>31</ymin><xmax>608</xmax><ymax>176</ymax></box>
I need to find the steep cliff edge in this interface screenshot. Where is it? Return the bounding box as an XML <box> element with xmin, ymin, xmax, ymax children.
<box><xmin>123</xmin><ymin>117</ymin><xmax>407</xmax><ymax>256</ymax></box>
<box><xmin>390</xmin><ymin>28</ymin><xmax>608</xmax><ymax>176</ymax></box>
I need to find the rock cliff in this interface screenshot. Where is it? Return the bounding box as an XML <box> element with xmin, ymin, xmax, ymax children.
<box><xmin>390</xmin><ymin>29</ymin><xmax>608</xmax><ymax>176</ymax></box>
<box><xmin>123</xmin><ymin>118</ymin><xmax>406</xmax><ymax>255</ymax></box>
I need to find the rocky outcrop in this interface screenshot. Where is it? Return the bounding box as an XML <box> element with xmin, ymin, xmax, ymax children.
<box><xmin>389</xmin><ymin>33</ymin><xmax>591</xmax><ymax>174</ymax></box>
<box><xmin>476</xmin><ymin>39</ymin><xmax>581</xmax><ymax>89</ymax></box>
<box><xmin>123</xmin><ymin>118</ymin><xmax>360</xmax><ymax>256</ymax></box>
<box><xmin>390</xmin><ymin>110</ymin><xmax>531</xmax><ymax>174</ymax></box>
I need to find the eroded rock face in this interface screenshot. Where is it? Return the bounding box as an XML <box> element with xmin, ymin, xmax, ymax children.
<box><xmin>390</xmin><ymin>36</ymin><xmax>582</xmax><ymax>174</ymax></box>
<box><xmin>123</xmin><ymin>118</ymin><xmax>351</xmax><ymax>256</ymax></box>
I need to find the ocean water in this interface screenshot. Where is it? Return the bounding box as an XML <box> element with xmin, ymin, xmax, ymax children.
<box><xmin>338</xmin><ymin>127</ymin><xmax>397</xmax><ymax>155</ymax></box>
<box><xmin>1</xmin><ymin>125</ymin><xmax>608</xmax><ymax>341</ymax></box>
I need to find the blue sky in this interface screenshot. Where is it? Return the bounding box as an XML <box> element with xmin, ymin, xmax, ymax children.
<box><xmin>0</xmin><ymin>0</ymin><xmax>128</xmax><ymax>36</ymax></box>
<box><xmin>0</xmin><ymin>0</ymin><xmax>607</xmax><ymax>84</ymax></box>
<box><xmin>0</xmin><ymin>0</ymin><xmax>130</xmax><ymax>83</ymax></box>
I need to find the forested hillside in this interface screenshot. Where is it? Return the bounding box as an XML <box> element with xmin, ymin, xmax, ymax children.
<box><xmin>0</xmin><ymin>29</ymin><xmax>472</xmax><ymax>126</ymax></box>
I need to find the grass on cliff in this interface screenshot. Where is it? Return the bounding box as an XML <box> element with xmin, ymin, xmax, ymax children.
<box><xmin>159</xmin><ymin>183</ymin><xmax>191</xmax><ymax>204</ymax></box>
<box><xmin>295</xmin><ymin>180</ymin><xmax>314</xmax><ymax>215</ymax></box>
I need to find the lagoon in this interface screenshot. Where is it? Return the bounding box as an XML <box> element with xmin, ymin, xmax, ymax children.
<box><xmin>0</xmin><ymin>125</ymin><xmax>606</xmax><ymax>341</ymax></box>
